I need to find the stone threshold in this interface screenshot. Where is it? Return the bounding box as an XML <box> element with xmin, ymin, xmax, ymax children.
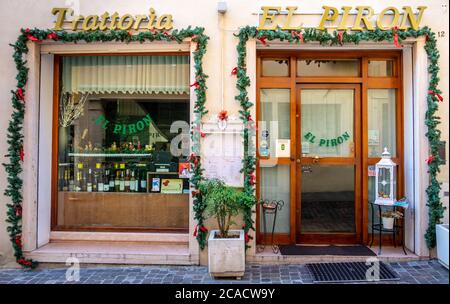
<box><xmin>50</xmin><ymin>231</ymin><xmax>189</xmax><ymax>244</ymax></box>
<box><xmin>25</xmin><ymin>241</ymin><xmax>198</xmax><ymax>265</ymax></box>
<box><xmin>247</xmin><ymin>246</ymin><xmax>425</xmax><ymax>264</ymax></box>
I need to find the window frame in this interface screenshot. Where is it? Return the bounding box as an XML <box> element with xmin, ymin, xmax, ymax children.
<box><xmin>50</xmin><ymin>52</ymin><xmax>191</xmax><ymax>233</ymax></box>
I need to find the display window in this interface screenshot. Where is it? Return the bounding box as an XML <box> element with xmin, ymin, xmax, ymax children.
<box><xmin>53</xmin><ymin>54</ymin><xmax>191</xmax><ymax>231</ymax></box>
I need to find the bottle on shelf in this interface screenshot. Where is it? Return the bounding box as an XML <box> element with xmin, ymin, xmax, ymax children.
<box><xmin>104</xmin><ymin>168</ymin><xmax>110</xmax><ymax>192</ymax></box>
<box><xmin>124</xmin><ymin>169</ymin><xmax>131</xmax><ymax>192</ymax></box>
<box><xmin>87</xmin><ymin>168</ymin><xmax>93</xmax><ymax>192</ymax></box>
<box><xmin>75</xmin><ymin>171</ymin><xmax>81</xmax><ymax>192</ymax></box>
<box><xmin>68</xmin><ymin>167</ymin><xmax>75</xmax><ymax>192</ymax></box>
<box><xmin>130</xmin><ymin>169</ymin><xmax>136</xmax><ymax>192</ymax></box>
<box><xmin>140</xmin><ymin>169</ymin><xmax>147</xmax><ymax>193</ymax></box>
<box><xmin>62</xmin><ymin>169</ymin><xmax>69</xmax><ymax>191</ymax></box>
<box><xmin>109</xmin><ymin>165</ymin><xmax>115</xmax><ymax>192</ymax></box>
<box><xmin>119</xmin><ymin>170</ymin><xmax>125</xmax><ymax>192</ymax></box>
<box><xmin>96</xmin><ymin>163</ymin><xmax>104</xmax><ymax>192</ymax></box>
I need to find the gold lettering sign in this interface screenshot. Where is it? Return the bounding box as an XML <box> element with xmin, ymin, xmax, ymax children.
<box><xmin>258</xmin><ymin>6</ymin><xmax>427</xmax><ymax>31</ymax></box>
<box><xmin>51</xmin><ymin>7</ymin><xmax>173</xmax><ymax>31</ymax></box>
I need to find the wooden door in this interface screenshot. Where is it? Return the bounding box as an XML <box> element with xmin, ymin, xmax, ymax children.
<box><xmin>296</xmin><ymin>83</ymin><xmax>362</xmax><ymax>244</ymax></box>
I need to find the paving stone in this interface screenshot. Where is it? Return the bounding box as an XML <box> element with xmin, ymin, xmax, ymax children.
<box><xmin>0</xmin><ymin>260</ymin><xmax>447</xmax><ymax>284</ymax></box>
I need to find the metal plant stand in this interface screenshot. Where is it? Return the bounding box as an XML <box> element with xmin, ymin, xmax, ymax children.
<box><xmin>257</xmin><ymin>199</ymin><xmax>284</xmax><ymax>254</ymax></box>
<box><xmin>370</xmin><ymin>202</ymin><xmax>407</xmax><ymax>255</ymax></box>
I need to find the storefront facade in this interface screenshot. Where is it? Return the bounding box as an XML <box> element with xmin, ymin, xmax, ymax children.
<box><xmin>0</xmin><ymin>0</ymin><xmax>448</xmax><ymax>266</ymax></box>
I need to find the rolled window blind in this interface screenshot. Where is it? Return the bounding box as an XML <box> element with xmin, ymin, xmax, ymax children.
<box><xmin>62</xmin><ymin>55</ymin><xmax>189</xmax><ymax>95</ymax></box>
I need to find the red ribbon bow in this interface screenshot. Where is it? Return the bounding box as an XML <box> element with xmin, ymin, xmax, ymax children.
<box><xmin>47</xmin><ymin>32</ymin><xmax>58</xmax><ymax>40</ymax></box>
<box><xmin>200</xmin><ymin>132</ymin><xmax>206</xmax><ymax>138</ymax></box>
<box><xmin>218</xmin><ymin>110</ymin><xmax>228</xmax><ymax>121</ymax></box>
<box><xmin>258</xmin><ymin>36</ymin><xmax>267</xmax><ymax>45</ymax></box>
<box><xmin>19</xmin><ymin>146</ymin><xmax>24</xmax><ymax>162</ymax></box>
<box><xmin>426</xmin><ymin>155</ymin><xmax>434</xmax><ymax>165</ymax></box>
<box><xmin>16</xmin><ymin>88</ymin><xmax>24</xmax><ymax>101</ymax></box>
<box><xmin>15</xmin><ymin>205</ymin><xmax>22</xmax><ymax>217</ymax></box>
<box><xmin>337</xmin><ymin>31</ymin><xmax>344</xmax><ymax>46</ymax></box>
<box><xmin>428</xmin><ymin>90</ymin><xmax>444</xmax><ymax>102</ymax></box>
<box><xmin>291</xmin><ymin>31</ymin><xmax>304</xmax><ymax>42</ymax></box>
<box><xmin>193</xmin><ymin>225</ymin><xmax>198</xmax><ymax>237</ymax></box>
<box><xmin>199</xmin><ymin>225</ymin><xmax>208</xmax><ymax>233</ymax></box>
<box><xmin>15</xmin><ymin>235</ymin><xmax>22</xmax><ymax>247</ymax></box>
<box><xmin>231</xmin><ymin>67</ymin><xmax>238</xmax><ymax>76</ymax></box>
<box><xmin>393</xmin><ymin>26</ymin><xmax>401</xmax><ymax>48</ymax></box>
<box><xmin>17</xmin><ymin>259</ymin><xmax>32</xmax><ymax>266</ymax></box>
<box><xmin>249</xmin><ymin>174</ymin><xmax>256</xmax><ymax>186</ymax></box>
<box><xmin>190</xmin><ymin>81</ymin><xmax>200</xmax><ymax>89</ymax></box>
<box><xmin>245</xmin><ymin>232</ymin><xmax>249</xmax><ymax>243</ymax></box>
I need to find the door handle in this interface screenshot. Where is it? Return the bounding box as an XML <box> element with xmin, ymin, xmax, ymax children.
<box><xmin>312</xmin><ymin>155</ymin><xmax>320</xmax><ymax>164</ymax></box>
<box><xmin>290</xmin><ymin>157</ymin><xmax>301</xmax><ymax>163</ymax></box>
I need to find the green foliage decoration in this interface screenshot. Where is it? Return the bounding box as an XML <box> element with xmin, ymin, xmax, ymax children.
<box><xmin>4</xmin><ymin>27</ymin><xmax>209</xmax><ymax>267</ymax></box>
<box><xmin>234</xmin><ymin>26</ymin><xmax>445</xmax><ymax>250</ymax></box>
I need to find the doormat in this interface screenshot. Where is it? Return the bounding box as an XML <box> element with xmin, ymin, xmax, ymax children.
<box><xmin>279</xmin><ymin>245</ymin><xmax>377</xmax><ymax>256</ymax></box>
<box><xmin>306</xmin><ymin>261</ymin><xmax>399</xmax><ymax>283</ymax></box>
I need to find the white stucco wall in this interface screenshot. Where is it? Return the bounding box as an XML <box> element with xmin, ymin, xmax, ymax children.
<box><xmin>0</xmin><ymin>0</ymin><xmax>448</xmax><ymax>264</ymax></box>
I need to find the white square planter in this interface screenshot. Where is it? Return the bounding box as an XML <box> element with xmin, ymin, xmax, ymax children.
<box><xmin>436</xmin><ymin>224</ymin><xmax>449</xmax><ymax>269</ymax></box>
<box><xmin>208</xmin><ymin>229</ymin><xmax>245</xmax><ymax>278</ymax></box>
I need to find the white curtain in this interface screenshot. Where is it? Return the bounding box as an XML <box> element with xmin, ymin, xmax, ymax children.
<box><xmin>62</xmin><ymin>55</ymin><xmax>189</xmax><ymax>95</ymax></box>
<box><xmin>301</xmin><ymin>89</ymin><xmax>354</xmax><ymax>157</ymax></box>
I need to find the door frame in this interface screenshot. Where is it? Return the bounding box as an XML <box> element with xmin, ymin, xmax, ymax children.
<box><xmin>255</xmin><ymin>50</ymin><xmax>404</xmax><ymax>246</ymax></box>
<box><xmin>295</xmin><ymin>83</ymin><xmax>362</xmax><ymax>244</ymax></box>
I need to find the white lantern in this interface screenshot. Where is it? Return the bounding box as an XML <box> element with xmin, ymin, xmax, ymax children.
<box><xmin>374</xmin><ymin>147</ymin><xmax>397</xmax><ymax>206</ymax></box>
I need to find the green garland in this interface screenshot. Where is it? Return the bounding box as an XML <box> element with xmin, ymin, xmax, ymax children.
<box><xmin>4</xmin><ymin>27</ymin><xmax>209</xmax><ymax>267</ymax></box>
<box><xmin>234</xmin><ymin>26</ymin><xmax>445</xmax><ymax>250</ymax></box>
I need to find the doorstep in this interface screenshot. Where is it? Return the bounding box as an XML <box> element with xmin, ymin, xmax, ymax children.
<box><xmin>247</xmin><ymin>246</ymin><xmax>425</xmax><ymax>264</ymax></box>
<box><xmin>25</xmin><ymin>240</ymin><xmax>198</xmax><ymax>265</ymax></box>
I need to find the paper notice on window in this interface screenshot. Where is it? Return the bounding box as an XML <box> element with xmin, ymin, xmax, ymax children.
<box><xmin>275</xmin><ymin>139</ymin><xmax>290</xmax><ymax>158</ymax></box>
<box><xmin>201</xmin><ymin>131</ymin><xmax>244</xmax><ymax>187</ymax></box>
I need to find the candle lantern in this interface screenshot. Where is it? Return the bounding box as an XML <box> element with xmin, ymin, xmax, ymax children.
<box><xmin>374</xmin><ymin>147</ymin><xmax>397</xmax><ymax>205</ymax></box>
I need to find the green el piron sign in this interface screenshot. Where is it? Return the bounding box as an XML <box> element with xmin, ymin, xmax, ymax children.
<box><xmin>95</xmin><ymin>114</ymin><xmax>152</xmax><ymax>135</ymax></box>
<box><xmin>304</xmin><ymin>131</ymin><xmax>351</xmax><ymax>147</ymax></box>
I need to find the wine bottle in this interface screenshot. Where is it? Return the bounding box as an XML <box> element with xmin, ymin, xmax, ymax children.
<box><xmin>119</xmin><ymin>170</ymin><xmax>125</xmax><ymax>192</ymax></box>
<box><xmin>130</xmin><ymin>169</ymin><xmax>136</xmax><ymax>192</ymax></box>
<box><xmin>109</xmin><ymin>165</ymin><xmax>115</xmax><ymax>191</ymax></box>
<box><xmin>87</xmin><ymin>168</ymin><xmax>93</xmax><ymax>192</ymax></box>
<box><xmin>103</xmin><ymin>168</ymin><xmax>110</xmax><ymax>192</ymax></box>
<box><xmin>81</xmin><ymin>164</ymin><xmax>87</xmax><ymax>192</ymax></box>
<box><xmin>96</xmin><ymin>163</ymin><xmax>104</xmax><ymax>192</ymax></box>
<box><xmin>124</xmin><ymin>169</ymin><xmax>130</xmax><ymax>192</ymax></box>
<box><xmin>140</xmin><ymin>169</ymin><xmax>147</xmax><ymax>193</ymax></box>
<box><xmin>62</xmin><ymin>169</ymin><xmax>69</xmax><ymax>191</ymax></box>
<box><xmin>114</xmin><ymin>170</ymin><xmax>120</xmax><ymax>192</ymax></box>
<box><xmin>69</xmin><ymin>168</ymin><xmax>75</xmax><ymax>192</ymax></box>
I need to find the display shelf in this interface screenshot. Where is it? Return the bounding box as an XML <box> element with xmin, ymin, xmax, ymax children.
<box><xmin>68</xmin><ymin>152</ymin><xmax>152</xmax><ymax>158</ymax></box>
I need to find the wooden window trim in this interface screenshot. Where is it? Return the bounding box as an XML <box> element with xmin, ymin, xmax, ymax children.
<box><xmin>50</xmin><ymin>53</ymin><xmax>191</xmax><ymax>233</ymax></box>
<box><xmin>256</xmin><ymin>50</ymin><xmax>403</xmax><ymax>246</ymax></box>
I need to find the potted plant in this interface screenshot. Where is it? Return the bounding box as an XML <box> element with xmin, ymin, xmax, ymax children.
<box><xmin>381</xmin><ymin>210</ymin><xmax>403</xmax><ymax>230</ymax></box>
<box><xmin>199</xmin><ymin>178</ymin><xmax>250</xmax><ymax>279</ymax></box>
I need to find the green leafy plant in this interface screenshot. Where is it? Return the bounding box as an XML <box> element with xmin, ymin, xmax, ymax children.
<box><xmin>199</xmin><ymin>178</ymin><xmax>250</xmax><ymax>238</ymax></box>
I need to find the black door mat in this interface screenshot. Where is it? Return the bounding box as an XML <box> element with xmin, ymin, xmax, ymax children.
<box><xmin>279</xmin><ymin>245</ymin><xmax>377</xmax><ymax>256</ymax></box>
<box><xmin>306</xmin><ymin>261</ymin><xmax>399</xmax><ymax>283</ymax></box>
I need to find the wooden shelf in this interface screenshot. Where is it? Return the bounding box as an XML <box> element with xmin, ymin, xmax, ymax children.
<box><xmin>68</xmin><ymin>153</ymin><xmax>152</xmax><ymax>158</ymax></box>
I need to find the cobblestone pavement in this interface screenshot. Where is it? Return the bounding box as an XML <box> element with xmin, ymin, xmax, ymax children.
<box><xmin>0</xmin><ymin>260</ymin><xmax>447</xmax><ymax>284</ymax></box>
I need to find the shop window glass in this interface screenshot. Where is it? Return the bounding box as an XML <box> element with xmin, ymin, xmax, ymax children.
<box><xmin>260</xmin><ymin>165</ymin><xmax>290</xmax><ymax>234</ymax></box>
<box><xmin>301</xmin><ymin>89</ymin><xmax>354</xmax><ymax>157</ymax></box>
<box><xmin>56</xmin><ymin>55</ymin><xmax>190</xmax><ymax>230</ymax></box>
<box><xmin>368</xmin><ymin>60</ymin><xmax>394</xmax><ymax>77</ymax></box>
<box><xmin>262</xmin><ymin>58</ymin><xmax>289</xmax><ymax>76</ymax></box>
<box><xmin>368</xmin><ymin>89</ymin><xmax>396</xmax><ymax>157</ymax></box>
<box><xmin>297</xmin><ymin>59</ymin><xmax>360</xmax><ymax>77</ymax></box>
<box><xmin>259</xmin><ymin>89</ymin><xmax>290</xmax><ymax>158</ymax></box>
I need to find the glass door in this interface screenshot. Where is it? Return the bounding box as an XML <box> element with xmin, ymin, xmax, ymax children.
<box><xmin>296</xmin><ymin>84</ymin><xmax>361</xmax><ymax>243</ymax></box>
